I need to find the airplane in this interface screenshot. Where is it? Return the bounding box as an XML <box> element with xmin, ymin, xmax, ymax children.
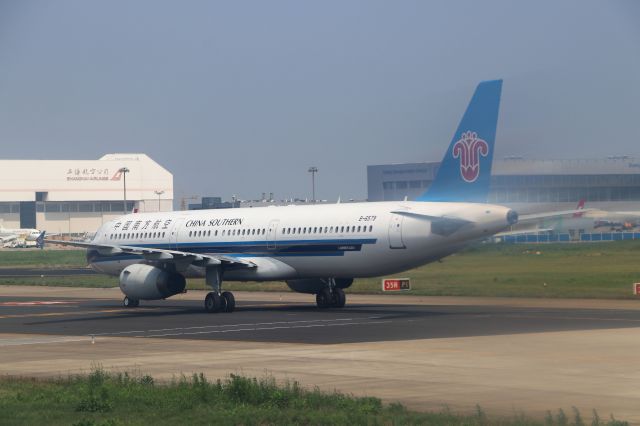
<box><xmin>584</xmin><ymin>203</ymin><xmax>640</xmax><ymax>231</ymax></box>
<box><xmin>496</xmin><ymin>199</ymin><xmax>592</xmax><ymax>237</ymax></box>
<box><xmin>0</xmin><ymin>227</ymin><xmax>46</xmax><ymax>247</ymax></box>
<box><xmin>48</xmin><ymin>79</ymin><xmax>524</xmax><ymax>313</ymax></box>
<box><xmin>498</xmin><ymin>199</ymin><xmax>640</xmax><ymax>238</ymax></box>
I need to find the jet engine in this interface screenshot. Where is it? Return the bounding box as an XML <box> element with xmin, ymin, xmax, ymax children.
<box><xmin>286</xmin><ymin>278</ymin><xmax>353</xmax><ymax>294</ymax></box>
<box><xmin>119</xmin><ymin>264</ymin><xmax>186</xmax><ymax>300</ymax></box>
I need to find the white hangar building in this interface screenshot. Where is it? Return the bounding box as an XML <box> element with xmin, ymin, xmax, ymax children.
<box><xmin>0</xmin><ymin>153</ymin><xmax>173</xmax><ymax>235</ymax></box>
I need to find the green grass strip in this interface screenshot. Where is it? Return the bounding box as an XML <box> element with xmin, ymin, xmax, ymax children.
<box><xmin>0</xmin><ymin>368</ymin><xmax>629</xmax><ymax>425</ymax></box>
<box><xmin>3</xmin><ymin>241</ymin><xmax>640</xmax><ymax>299</ymax></box>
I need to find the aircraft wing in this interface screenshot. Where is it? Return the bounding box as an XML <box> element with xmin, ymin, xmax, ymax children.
<box><xmin>517</xmin><ymin>208</ymin><xmax>594</xmax><ymax>223</ymax></box>
<box><xmin>44</xmin><ymin>239</ymin><xmax>256</xmax><ymax>269</ymax></box>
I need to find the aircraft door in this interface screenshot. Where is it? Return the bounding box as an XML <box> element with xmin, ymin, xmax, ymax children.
<box><xmin>388</xmin><ymin>214</ymin><xmax>405</xmax><ymax>249</ymax></box>
<box><xmin>267</xmin><ymin>219</ymin><xmax>279</xmax><ymax>250</ymax></box>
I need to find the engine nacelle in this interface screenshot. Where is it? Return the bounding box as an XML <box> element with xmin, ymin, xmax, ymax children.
<box><xmin>286</xmin><ymin>278</ymin><xmax>353</xmax><ymax>294</ymax></box>
<box><xmin>119</xmin><ymin>264</ymin><xmax>186</xmax><ymax>300</ymax></box>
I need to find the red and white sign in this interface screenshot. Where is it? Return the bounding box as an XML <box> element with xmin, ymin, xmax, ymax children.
<box><xmin>382</xmin><ymin>278</ymin><xmax>411</xmax><ymax>292</ymax></box>
<box><xmin>634</xmin><ymin>283</ymin><xmax>640</xmax><ymax>296</ymax></box>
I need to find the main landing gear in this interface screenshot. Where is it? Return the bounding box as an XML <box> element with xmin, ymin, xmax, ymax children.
<box><xmin>204</xmin><ymin>291</ymin><xmax>235</xmax><ymax>313</ymax></box>
<box><xmin>316</xmin><ymin>286</ymin><xmax>346</xmax><ymax>309</ymax></box>
<box><xmin>204</xmin><ymin>266</ymin><xmax>235</xmax><ymax>313</ymax></box>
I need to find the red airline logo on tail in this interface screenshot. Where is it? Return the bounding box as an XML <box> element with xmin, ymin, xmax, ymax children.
<box><xmin>452</xmin><ymin>131</ymin><xmax>489</xmax><ymax>183</ymax></box>
<box><xmin>573</xmin><ymin>199</ymin><xmax>586</xmax><ymax>218</ymax></box>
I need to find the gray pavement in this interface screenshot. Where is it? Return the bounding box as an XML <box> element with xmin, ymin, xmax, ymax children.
<box><xmin>1</xmin><ymin>286</ymin><xmax>640</xmax><ymax>422</ymax></box>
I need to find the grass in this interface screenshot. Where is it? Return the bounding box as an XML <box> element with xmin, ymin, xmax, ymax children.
<box><xmin>0</xmin><ymin>368</ymin><xmax>628</xmax><ymax>426</ymax></box>
<box><xmin>3</xmin><ymin>242</ymin><xmax>640</xmax><ymax>299</ymax></box>
<box><xmin>0</xmin><ymin>249</ymin><xmax>86</xmax><ymax>268</ymax></box>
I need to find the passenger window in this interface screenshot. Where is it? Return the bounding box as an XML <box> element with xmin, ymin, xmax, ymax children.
<box><xmin>357</xmin><ymin>226</ymin><xmax>361</xmax><ymax>232</ymax></box>
<box><xmin>222</xmin><ymin>230</ymin><xmax>226</xmax><ymax>236</ymax></box>
<box><xmin>215</xmin><ymin>230</ymin><xmax>218</xmax><ymax>236</ymax></box>
<box><xmin>369</xmin><ymin>225</ymin><xmax>373</xmax><ymax>232</ymax></box>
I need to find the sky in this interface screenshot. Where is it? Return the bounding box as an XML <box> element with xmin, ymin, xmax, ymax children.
<box><xmin>0</xmin><ymin>0</ymin><xmax>639</xmax><ymax>203</ymax></box>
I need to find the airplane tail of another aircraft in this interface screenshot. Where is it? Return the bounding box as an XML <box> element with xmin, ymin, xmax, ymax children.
<box><xmin>416</xmin><ymin>79</ymin><xmax>502</xmax><ymax>203</ymax></box>
<box><xmin>573</xmin><ymin>199</ymin><xmax>586</xmax><ymax>218</ymax></box>
<box><xmin>36</xmin><ymin>231</ymin><xmax>45</xmax><ymax>249</ymax></box>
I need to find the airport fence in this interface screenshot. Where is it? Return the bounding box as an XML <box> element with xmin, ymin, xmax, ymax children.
<box><xmin>500</xmin><ymin>232</ymin><xmax>640</xmax><ymax>244</ymax></box>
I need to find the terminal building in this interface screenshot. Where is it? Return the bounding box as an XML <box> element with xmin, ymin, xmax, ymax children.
<box><xmin>0</xmin><ymin>154</ymin><xmax>173</xmax><ymax>235</ymax></box>
<box><xmin>367</xmin><ymin>157</ymin><xmax>640</xmax><ymax>213</ymax></box>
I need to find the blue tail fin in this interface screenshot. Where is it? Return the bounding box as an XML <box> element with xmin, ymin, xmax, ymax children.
<box><xmin>416</xmin><ymin>80</ymin><xmax>502</xmax><ymax>203</ymax></box>
<box><xmin>36</xmin><ymin>231</ymin><xmax>45</xmax><ymax>249</ymax></box>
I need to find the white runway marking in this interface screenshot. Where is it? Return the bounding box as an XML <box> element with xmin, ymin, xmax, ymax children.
<box><xmin>89</xmin><ymin>317</ymin><xmax>392</xmax><ymax>338</ymax></box>
<box><xmin>0</xmin><ymin>336</ymin><xmax>88</xmax><ymax>346</ymax></box>
<box><xmin>0</xmin><ymin>300</ymin><xmax>79</xmax><ymax>306</ymax></box>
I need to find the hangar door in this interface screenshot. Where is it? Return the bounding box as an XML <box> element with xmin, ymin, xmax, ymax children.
<box><xmin>20</xmin><ymin>202</ymin><xmax>36</xmax><ymax>229</ymax></box>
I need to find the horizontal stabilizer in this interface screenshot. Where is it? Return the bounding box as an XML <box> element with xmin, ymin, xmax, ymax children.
<box><xmin>391</xmin><ymin>211</ymin><xmax>473</xmax><ymax>236</ymax></box>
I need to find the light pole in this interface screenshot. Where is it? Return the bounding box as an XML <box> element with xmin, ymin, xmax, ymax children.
<box><xmin>308</xmin><ymin>166</ymin><xmax>318</xmax><ymax>203</ymax></box>
<box><xmin>155</xmin><ymin>190</ymin><xmax>164</xmax><ymax>212</ymax></box>
<box><xmin>119</xmin><ymin>167</ymin><xmax>130</xmax><ymax>214</ymax></box>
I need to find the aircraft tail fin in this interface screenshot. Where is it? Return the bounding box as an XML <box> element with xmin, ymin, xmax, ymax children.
<box><xmin>416</xmin><ymin>80</ymin><xmax>502</xmax><ymax>203</ymax></box>
<box><xmin>572</xmin><ymin>199</ymin><xmax>586</xmax><ymax>218</ymax></box>
<box><xmin>36</xmin><ymin>231</ymin><xmax>45</xmax><ymax>249</ymax></box>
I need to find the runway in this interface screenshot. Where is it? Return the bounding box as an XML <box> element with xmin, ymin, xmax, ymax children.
<box><xmin>1</xmin><ymin>286</ymin><xmax>640</xmax><ymax>422</ymax></box>
<box><xmin>1</xmin><ymin>292</ymin><xmax>640</xmax><ymax>344</ymax></box>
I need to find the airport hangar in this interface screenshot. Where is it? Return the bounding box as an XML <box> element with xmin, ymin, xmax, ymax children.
<box><xmin>0</xmin><ymin>153</ymin><xmax>173</xmax><ymax>236</ymax></box>
<box><xmin>368</xmin><ymin>157</ymin><xmax>640</xmax><ymax>212</ymax></box>
<box><xmin>368</xmin><ymin>157</ymin><xmax>640</xmax><ymax>242</ymax></box>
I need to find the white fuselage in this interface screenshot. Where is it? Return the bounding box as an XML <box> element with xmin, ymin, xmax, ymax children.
<box><xmin>0</xmin><ymin>228</ymin><xmax>41</xmax><ymax>242</ymax></box>
<box><xmin>88</xmin><ymin>201</ymin><xmax>513</xmax><ymax>281</ymax></box>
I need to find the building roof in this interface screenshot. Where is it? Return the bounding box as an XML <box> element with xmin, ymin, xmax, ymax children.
<box><xmin>0</xmin><ymin>153</ymin><xmax>173</xmax><ymax>202</ymax></box>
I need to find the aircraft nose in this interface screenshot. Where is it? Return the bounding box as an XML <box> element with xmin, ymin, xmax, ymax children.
<box><xmin>507</xmin><ymin>209</ymin><xmax>519</xmax><ymax>225</ymax></box>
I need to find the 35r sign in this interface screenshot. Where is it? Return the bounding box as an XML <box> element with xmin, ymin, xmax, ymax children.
<box><xmin>382</xmin><ymin>278</ymin><xmax>411</xmax><ymax>292</ymax></box>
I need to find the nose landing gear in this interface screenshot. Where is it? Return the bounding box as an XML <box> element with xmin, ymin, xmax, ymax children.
<box><xmin>316</xmin><ymin>281</ymin><xmax>346</xmax><ymax>309</ymax></box>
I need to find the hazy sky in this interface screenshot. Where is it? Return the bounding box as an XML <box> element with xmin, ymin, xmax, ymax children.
<box><xmin>1</xmin><ymin>1</ymin><xmax>639</xmax><ymax>202</ymax></box>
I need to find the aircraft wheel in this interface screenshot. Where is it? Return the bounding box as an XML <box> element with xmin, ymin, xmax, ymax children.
<box><xmin>333</xmin><ymin>288</ymin><xmax>346</xmax><ymax>308</ymax></box>
<box><xmin>204</xmin><ymin>292</ymin><xmax>222</xmax><ymax>313</ymax></box>
<box><xmin>316</xmin><ymin>288</ymin><xmax>332</xmax><ymax>309</ymax></box>
<box><xmin>123</xmin><ymin>296</ymin><xmax>139</xmax><ymax>308</ymax></box>
<box><xmin>221</xmin><ymin>291</ymin><xmax>235</xmax><ymax>313</ymax></box>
